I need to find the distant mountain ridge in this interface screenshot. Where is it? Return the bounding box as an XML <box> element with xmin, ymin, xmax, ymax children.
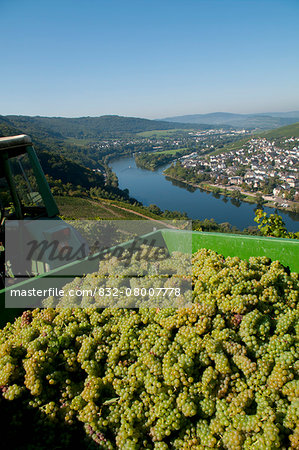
<box><xmin>1</xmin><ymin>112</ymin><xmax>298</xmax><ymax>139</ymax></box>
<box><xmin>161</xmin><ymin>111</ymin><xmax>299</xmax><ymax>129</ymax></box>
<box><xmin>1</xmin><ymin>114</ymin><xmax>212</xmax><ymax>140</ymax></box>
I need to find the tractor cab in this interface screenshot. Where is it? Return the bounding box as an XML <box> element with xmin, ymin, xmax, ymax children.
<box><xmin>0</xmin><ymin>135</ymin><xmax>88</xmax><ymax>288</ymax></box>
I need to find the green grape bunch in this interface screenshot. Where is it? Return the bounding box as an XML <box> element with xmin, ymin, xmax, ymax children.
<box><xmin>0</xmin><ymin>247</ymin><xmax>298</xmax><ymax>449</ymax></box>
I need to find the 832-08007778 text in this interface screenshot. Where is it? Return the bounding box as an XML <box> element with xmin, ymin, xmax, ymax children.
<box><xmin>8</xmin><ymin>287</ymin><xmax>182</xmax><ymax>298</ymax></box>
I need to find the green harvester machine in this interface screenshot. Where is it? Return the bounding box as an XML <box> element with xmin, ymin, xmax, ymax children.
<box><xmin>0</xmin><ymin>135</ymin><xmax>298</xmax><ymax>327</ymax></box>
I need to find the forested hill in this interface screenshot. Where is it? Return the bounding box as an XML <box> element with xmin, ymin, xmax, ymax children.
<box><xmin>0</xmin><ymin>116</ymin><xmax>132</xmax><ymax>203</ymax></box>
<box><xmin>0</xmin><ymin>114</ymin><xmax>213</xmax><ymax>174</ymax></box>
<box><xmin>0</xmin><ymin>115</ymin><xmax>99</xmax><ymax>170</ymax></box>
<box><xmin>1</xmin><ymin>114</ymin><xmax>211</xmax><ymax>139</ymax></box>
<box><xmin>0</xmin><ymin>116</ymin><xmax>24</xmax><ymax>137</ymax></box>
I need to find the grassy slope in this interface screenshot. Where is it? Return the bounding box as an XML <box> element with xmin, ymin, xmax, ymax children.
<box><xmin>55</xmin><ymin>196</ymin><xmax>164</xmax><ymax>220</ymax></box>
<box><xmin>209</xmin><ymin>138</ymin><xmax>249</xmax><ymax>156</ymax></box>
<box><xmin>136</xmin><ymin>129</ymin><xmax>191</xmax><ymax>138</ymax></box>
<box><xmin>208</xmin><ymin>122</ymin><xmax>299</xmax><ymax>157</ymax></box>
<box><xmin>153</xmin><ymin>147</ymin><xmax>187</xmax><ymax>155</ymax></box>
<box><xmin>261</xmin><ymin>121</ymin><xmax>299</xmax><ymax>138</ymax></box>
<box><xmin>56</xmin><ymin>197</ymin><xmax>141</xmax><ymax>219</ymax></box>
<box><xmin>64</xmin><ymin>137</ymin><xmax>99</xmax><ymax>147</ymax></box>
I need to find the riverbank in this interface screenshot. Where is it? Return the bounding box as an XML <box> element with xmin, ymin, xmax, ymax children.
<box><xmin>163</xmin><ymin>172</ymin><xmax>298</xmax><ymax>214</ymax></box>
<box><xmin>110</xmin><ymin>156</ymin><xmax>299</xmax><ymax>231</ymax></box>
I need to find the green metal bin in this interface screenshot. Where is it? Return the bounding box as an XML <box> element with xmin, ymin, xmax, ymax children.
<box><xmin>1</xmin><ymin>230</ymin><xmax>298</xmax><ymax>327</ymax></box>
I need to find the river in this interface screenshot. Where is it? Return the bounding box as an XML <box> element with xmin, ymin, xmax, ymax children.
<box><xmin>110</xmin><ymin>156</ymin><xmax>299</xmax><ymax>231</ymax></box>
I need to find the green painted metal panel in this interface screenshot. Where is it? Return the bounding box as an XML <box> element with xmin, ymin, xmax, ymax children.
<box><xmin>1</xmin><ymin>229</ymin><xmax>298</xmax><ymax>327</ymax></box>
<box><xmin>161</xmin><ymin>230</ymin><xmax>299</xmax><ymax>273</ymax></box>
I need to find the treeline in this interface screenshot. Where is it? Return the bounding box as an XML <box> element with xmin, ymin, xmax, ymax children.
<box><xmin>165</xmin><ymin>161</ymin><xmax>211</xmax><ymax>183</ymax></box>
<box><xmin>135</xmin><ymin>151</ymin><xmax>186</xmax><ymax>171</ymax></box>
<box><xmin>139</xmin><ymin>203</ymin><xmax>262</xmax><ymax>234</ymax></box>
<box><xmin>48</xmin><ymin>177</ymin><xmax>137</xmax><ymax>204</ymax></box>
<box><xmin>2</xmin><ymin>115</ymin><xmax>211</xmax><ymax>139</ymax></box>
<box><xmin>192</xmin><ymin>218</ymin><xmax>259</xmax><ymax>234</ymax></box>
<box><xmin>38</xmin><ymin>152</ymin><xmax>104</xmax><ymax>188</ymax></box>
<box><xmin>0</xmin><ymin>120</ymin><xmax>136</xmax><ymax>205</ymax></box>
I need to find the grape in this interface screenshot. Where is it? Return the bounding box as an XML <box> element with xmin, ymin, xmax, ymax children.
<box><xmin>0</xmin><ymin>247</ymin><xmax>298</xmax><ymax>448</ymax></box>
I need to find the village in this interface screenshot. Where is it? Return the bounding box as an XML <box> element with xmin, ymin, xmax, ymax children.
<box><xmin>177</xmin><ymin>137</ymin><xmax>299</xmax><ymax>209</ymax></box>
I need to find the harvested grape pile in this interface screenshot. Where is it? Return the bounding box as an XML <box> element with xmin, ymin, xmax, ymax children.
<box><xmin>0</xmin><ymin>248</ymin><xmax>298</xmax><ymax>449</ymax></box>
<box><xmin>42</xmin><ymin>246</ymin><xmax>192</xmax><ymax>309</ymax></box>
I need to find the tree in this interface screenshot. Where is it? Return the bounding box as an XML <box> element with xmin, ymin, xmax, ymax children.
<box><xmin>236</xmin><ymin>167</ymin><xmax>246</xmax><ymax>177</ymax></box>
<box><xmin>148</xmin><ymin>204</ymin><xmax>162</xmax><ymax>215</ymax></box>
<box><xmin>254</xmin><ymin>193</ymin><xmax>265</xmax><ymax>206</ymax></box>
<box><xmin>291</xmin><ymin>203</ymin><xmax>299</xmax><ymax>214</ymax></box>
<box><xmin>231</xmin><ymin>189</ymin><xmax>243</xmax><ymax>201</ymax></box>
<box><xmin>254</xmin><ymin>209</ymin><xmax>299</xmax><ymax>239</ymax></box>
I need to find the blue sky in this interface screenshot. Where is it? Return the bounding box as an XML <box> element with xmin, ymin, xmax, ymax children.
<box><xmin>1</xmin><ymin>0</ymin><xmax>298</xmax><ymax>118</ymax></box>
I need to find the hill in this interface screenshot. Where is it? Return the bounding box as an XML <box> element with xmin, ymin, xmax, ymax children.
<box><xmin>3</xmin><ymin>114</ymin><xmax>211</xmax><ymax>139</ymax></box>
<box><xmin>162</xmin><ymin>111</ymin><xmax>299</xmax><ymax>130</ymax></box>
<box><xmin>55</xmin><ymin>196</ymin><xmax>151</xmax><ymax>220</ymax></box>
<box><xmin>0</xmin><ymin>118</ymin><xmax>101</xmax><ymax>188</ymax></box>
<box><xmin>0</xmin><ymin>117</ymin><xmax>133</xmax><ymax>204</ymax></box>
<box><xmin>208</xmin><ymin>122</ymin><xmax>299</xmax><ymax>156</ymax></box>
<box><xmin>261</xmin><ymin>121</ymin><xmax>299</xmax><ymax>138</ymax></box>
<box><xmin>0</xmin><ymin>116</ymin><xmax>24</xmax><ymax>136</ymax></box>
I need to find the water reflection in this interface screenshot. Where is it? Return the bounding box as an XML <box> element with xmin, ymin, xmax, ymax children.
<box><xmin>165</xmin><ymin>176</ymin><xmax>197</xmax><ymax>193</ymax></box>
<box><xmin>231</xmin><ymin>198</ymin><xmax>242</xmax><ymax>208</ymax></box>
<box><xmin>110</xmin><ymin>156</ymin><xmax>299</xmax><ymax>231</ymax></box>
